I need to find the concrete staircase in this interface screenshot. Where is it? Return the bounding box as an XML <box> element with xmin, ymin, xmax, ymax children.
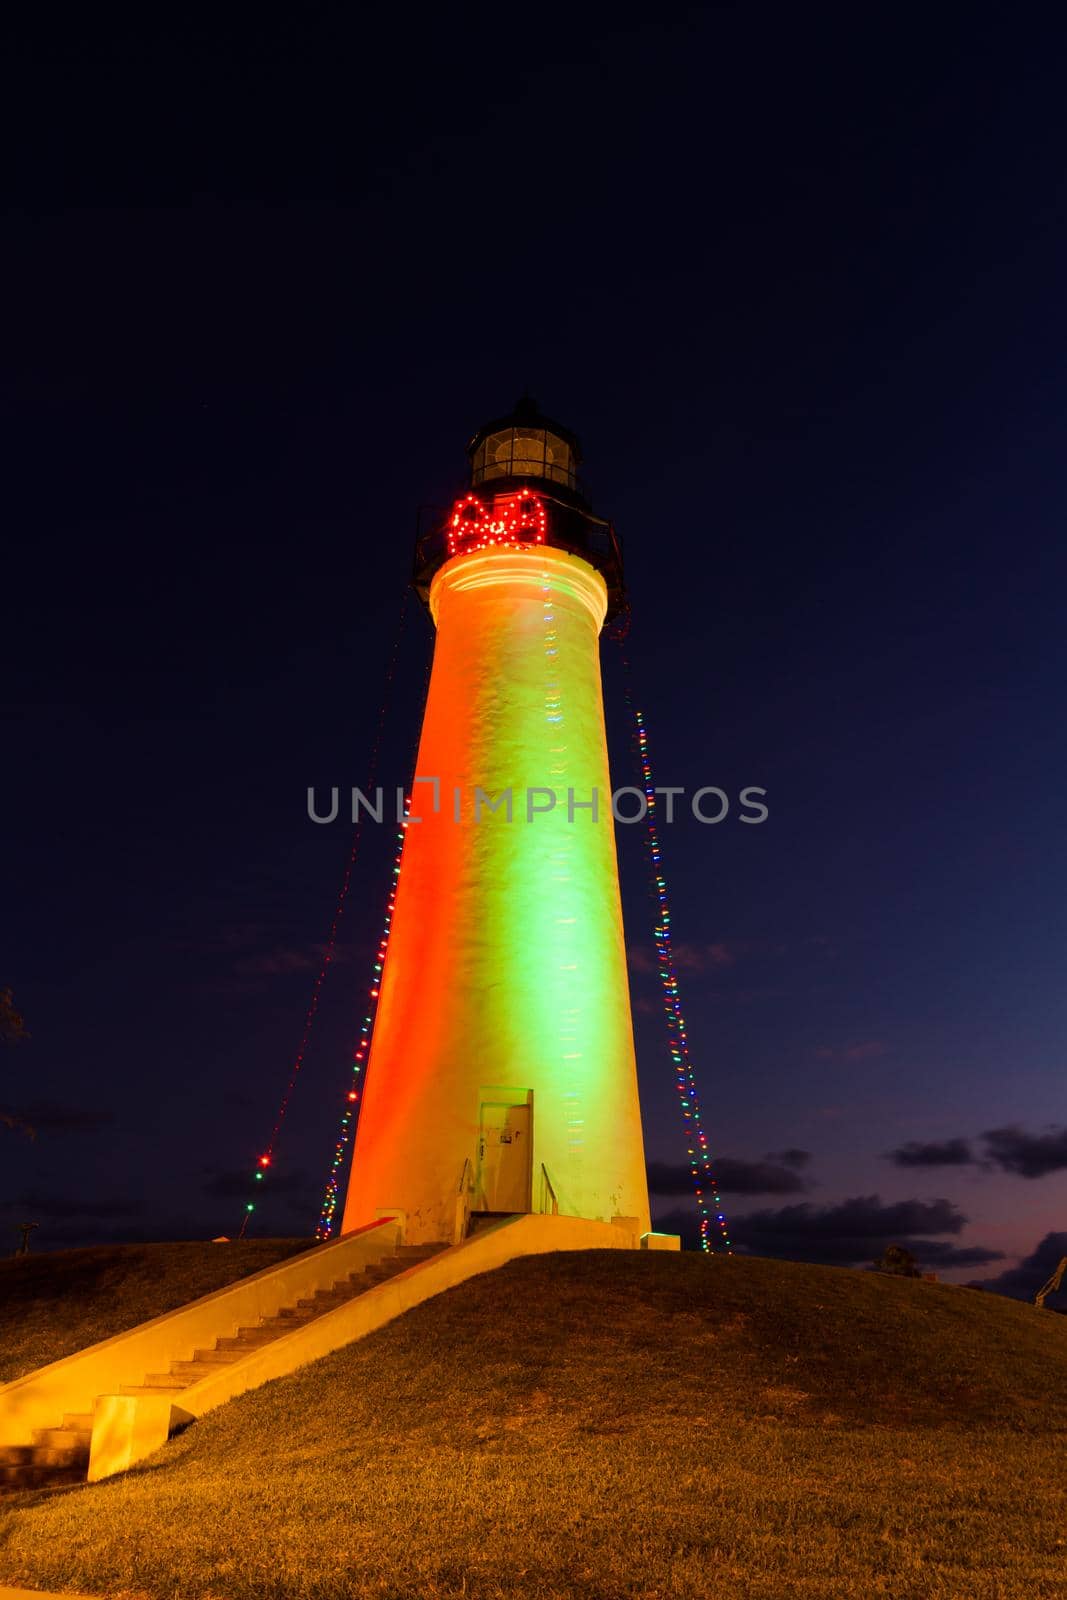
<box><xmin>0</xmin><ymin>1412</ymin><xmax>94</xmax><ymax>1492</ymax></box>
<box><xmin>122</xmin><ymin>1243</ymin><xmax>442</xmax><ymax>1401</ymax></box>
<box><xmin>2</xmin><ymin>1214</ymin><xmax>657</xmax><ymax>1492</ymax></box>
<box><xmin>0</xmin><ymin>1241</ymin><xmax>443</xmax><ymax>1494</ymax></box>
<box><xmin>467</xmin><ymin>1211</ymin><xmax>516</xmax><ymax>1238</ymax></box>
<box><xmin>125</xmin><ymin>1235</ymin><xmax>441</xmax><ymax>1401</ymax></box>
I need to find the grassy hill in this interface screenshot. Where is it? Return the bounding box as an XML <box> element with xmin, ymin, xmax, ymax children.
<box><xmin>0</xmin><ymin>1238</ymin><xmax>311</xmax><ymax>1383</ymax></box>
<box><xmin>2</xmin><ymin>1248</ymin><xmax>1066</xmax><ymax>1598</ymax></box>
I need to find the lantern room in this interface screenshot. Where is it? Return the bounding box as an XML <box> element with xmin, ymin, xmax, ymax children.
<box><xmin>469</xmin><ymin>397</ymin><xmax>580</xmax><ymax>493</ymax></box>
<box><xmin>413</xmin><ymin>397</ymin><xmax>627</xmax><ymax>621</ymax></box>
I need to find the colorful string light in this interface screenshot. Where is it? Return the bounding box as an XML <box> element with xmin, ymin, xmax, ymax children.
<box><xmin>308</xmin><ymin>486</ymin><xmax>543</xmax><ymax>1235</ymax></box>
<box><xmin>447</xmin><ymin>488</ymin><xmax>547</xmax><ymax>558</ymax></box>
<box><xmin>236</xmin><ymin>588</ymin><xmax>412</xmax><ymax>1239</ymax></box>
<box><xmin>314</xmin><ymin>795</ymin><xmax>411</xmax><ymax>1239</ymax></box>
<box><xmin>617</xmin><ymin>649</ymin><xmax>731</xmax><ymax>1254</ymax></box>
<box><xmin>314</xmin><ymin>634</ymin><xmax>433</xmax><ymax>1239</ymax></box>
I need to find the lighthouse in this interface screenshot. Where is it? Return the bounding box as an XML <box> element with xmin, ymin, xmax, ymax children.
<box><xmin>342</xmin><ymin>400</ymin><xmax>651</xmax><ymax>1245</ymax></box>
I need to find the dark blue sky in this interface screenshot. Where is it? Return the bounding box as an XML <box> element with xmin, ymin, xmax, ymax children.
<box><xmin>3</xmin><ymin>7</ymin><xmax>1066</xmax><ymax>1291</ymax></box>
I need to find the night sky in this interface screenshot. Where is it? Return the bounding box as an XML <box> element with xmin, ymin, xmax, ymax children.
<box><xmin>4</xmin><ymin>8</ymin><xmax>1066</xmax><ymax>1295</ymax></box>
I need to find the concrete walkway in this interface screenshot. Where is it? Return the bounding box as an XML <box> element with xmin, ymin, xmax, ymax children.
<box><xmin>0</xmin><ymin>1589</ymin><xmax>99</xmax><ymax>1599</ymax></box>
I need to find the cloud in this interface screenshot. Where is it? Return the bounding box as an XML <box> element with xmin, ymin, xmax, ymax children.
<box><xmin>707</xmin><ymin>942</ymin><xmax>737</xmax><ymax>969</ymax></box>
<box><xmin>193</xmin><ymin>918</ymin><xmax>359</xmax><ymax>993</ymax></box>
<box><xmin>0</xmin><ymin>1110</ymin><xmax>35</xmax><ymax>1139</ymax></box>
<box><xmin>981</xmin><ymin>1125</ymin><xmax>1067</xmax><ymax>1179</ymax></box>
<box><xmin>881</xmin><ymin>1126</ymin><xmax>1067</xmax><ymax>1179</ymax></box>
<box><xmin>203</xmin><ymin>1168</ymin><xmax>313</xmax><ymax>1199</ymax></box>
<box><xmin>221</xmin><ymin>1089</ymin><xmax>258</xmax><ymax>1112</ymax></box>
<box><xmin>650</xmin><ymin>1193</ymin><xmax>993</xmax><ymax>1267</ymax></box>
<box><xmin>661</xmin><ymin>941</ymin><xmax>740</xmax><ymax>974</ymax></box>
<box><xmin>907</xmin><ymin>1239</ymin><xmax>1004</xmax><ymax>1269</ymax></box>
<box><xmin>671</xmin><ymin>944</ymin><xmax>716</xmax><ymax>974</ymax></box>
<box><xmin>974</xmin><ymin>1231</ymin><xmax>1067</xmax><ymax>1301</ymax></box>
<box><xmin>626</xmin><ymin>938</ymin><xmax>764</xmax><ymax>977</ymax></box>
<box><xmin>736</xmin><ymin>1193</ymin><xmax>965</xmax><ymax>1243</ymax></box>
<box><xmin>5</xmin><ymin>1101</ymin><xmax>113</xmax><ymax>1133</ymax></box>
<box><xmin>648</xmin><ymin>1207</ymin><xmax>725</xmax><ymax>1250</ymax></box>
<box><xmin>647</xmin><ymin>1157</ymin><xmax>808</xmax><ymax>1197</ymax></box>
<box><xmin>5</xmin><ymin>1214</ymin><xmax>291</xmax><ymax>1250</ymax></box>
<box><xmin>4</xmin><ymin>1190</ymin><xmax>138</xmax><ymax>1219</ymax></box>
<box><xmin>232</xmin><ymin>946</ymin><xmax>328</xmax><ymax>978</ymax></box>
<box><xmin>813</xmin><ymin>1040</ymin><xmax>888</xmax><ymax>1063</ymax></box>
<box><xmin>765</xmin><ymin>1148</ymin><xmax>811</xmax><ymax>1170</ymax></box>
<box><xmin>886</xmin><ymin>1138</ymin><xmax>975</xmax><ymax>1168</ymax></box>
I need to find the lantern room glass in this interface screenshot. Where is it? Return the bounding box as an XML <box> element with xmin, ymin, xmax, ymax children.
<box><xmin>471</xmin><ymin>427</ymin><xmax>576</xmax><ymax>490</ymax></box>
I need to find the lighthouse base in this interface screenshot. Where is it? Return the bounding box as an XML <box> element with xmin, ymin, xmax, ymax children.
<box><xmin>366</xmin><ymin>1199</ymin><xmax>650</xmax><ymax>1250</ymax></box>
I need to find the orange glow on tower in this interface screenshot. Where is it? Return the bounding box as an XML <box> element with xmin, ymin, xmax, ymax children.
<box><xmin>342</xmin><ymin>400</ymin><xmax>650</xmax><ymax>1244</ymax></box>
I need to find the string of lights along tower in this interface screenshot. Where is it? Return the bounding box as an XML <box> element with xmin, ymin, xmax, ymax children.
<box><xmin>249</xmin><ymin>399</ymin><xmax>727</xmax><ymax>1251</ymax></box>
<box><xmin>336</xmin><ymin>397</ymin><xmax>726</xmax><ymax>1249</ymax></box>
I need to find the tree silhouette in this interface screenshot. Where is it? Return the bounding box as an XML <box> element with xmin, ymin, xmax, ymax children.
<box><xmin>873</xmin><ymin>1243</ymin><xmax>920</xmax><ymax>1277</ymax></box>
<box><xmin>1</xmin><ymin>987</ymin><xmax>33</xmax><ymax>1137</ymax></box>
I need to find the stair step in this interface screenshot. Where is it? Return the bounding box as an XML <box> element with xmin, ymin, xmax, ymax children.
<box><xmin>0</xmin><ymin>1242</ymin><xmax>460</xmax><ymax>1496</ymax></box>
<box><xmin>1</xmin><ymin>1461</ymin><xmax>86</xmax><ymax>1491</ymax></box>
<box><xmin>13</xmin><ymin>1444</ymin><xmax>86</xmax><ymax>1469</ymax></box>
<box><xmin>1</xmin><ymin>1441</ymin><xmax>86</xmax><ymax>1471</ymax></box>
<box><xmin>44</xmin><ymin>1446</ymin><xmax>89</xmax><ymax>1468</ymax></box>
<box><xmin>169</xmin><ymin>1359</ymin><xmax>237</xmax><ymax>1381</ymax></box>
<box><xmin>31</xmin><ymin>1427</ymin><xmax>91</xmax><ymax>1450</ymax></box>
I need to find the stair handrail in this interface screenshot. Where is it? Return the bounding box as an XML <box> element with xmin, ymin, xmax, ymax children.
<box><xmin>454</xmin><ymin>1155</ymin><xmax>475</xmax><ymax>1244</ymax></box>
<box><xmin>541</xmin><ymin>1163</ymin><xmax>559</xmax><ymax>1216</ymax></box>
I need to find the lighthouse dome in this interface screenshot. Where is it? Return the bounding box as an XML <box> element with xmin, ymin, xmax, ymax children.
<box><xmin>468</xmin><ymin>396</ymin><xmax>580</xmax><ymax>493</ymax></box>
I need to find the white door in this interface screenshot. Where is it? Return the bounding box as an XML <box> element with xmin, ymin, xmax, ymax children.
<box><xmin>478</xmin><ymin>1103</ymin><xmax>531</xmax><ymax>1212</ymax></box>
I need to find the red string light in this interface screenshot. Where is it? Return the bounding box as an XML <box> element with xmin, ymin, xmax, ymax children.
<box><xmin>314</xmin><ymin>797</ymin><xmax>411</xmax><ymax>1239</ymax></box>
<box><xmin>447</xmin><ymin>488</ymin><xmax>547</xmax><ymax>559</ymax></box>
<box><xmin>314</xmin><ymin>635</ymin><xmax>433</xmax><ymax>1240</ymax></box>
<box><xmin>236</xmin><ymin>587</ymin><xmax>412</xmax><ymax>1238</ymax></box>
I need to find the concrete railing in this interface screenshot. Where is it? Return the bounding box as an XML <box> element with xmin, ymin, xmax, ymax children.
<box><xmin>0</xmin><ymin>1219</ymin><xmax>401</xmax><ymax>1451</ymax></box>
<box><xmin>91</xmin><ymin>1214</ymin><xmax>642</xmax><ymax>1479</ymax></box>
<box><xmin>174</xmin><ymin>1212</ymin><xmax>640</xmax><ymax>1421</ymax></box>
<box><xmin>4</xmin><ymin>1213</ymin><xmax>665</xmax><ymax>1484</ymax></box>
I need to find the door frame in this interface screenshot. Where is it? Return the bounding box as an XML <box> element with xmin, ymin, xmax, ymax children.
<box><xmin>475</xmin><ymin>1085</ymin><xmax>533</xmax><ymax>1214</ymax></box>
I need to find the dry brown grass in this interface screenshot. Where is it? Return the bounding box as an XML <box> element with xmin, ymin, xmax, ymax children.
<box><xmin>2</xmin><ymin>1249</ymin><xmax>1066</xmax><ymax>1598</ymax></box>
<box><xmin>0</xmin><ymin>1239</ymin><xmax>311</xmax><ymax>1382</ymax></box>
